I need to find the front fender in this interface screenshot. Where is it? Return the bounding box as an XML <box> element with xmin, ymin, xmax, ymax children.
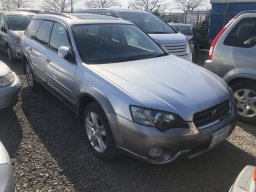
<box><xmin>78</xmin><ymin>87</ymin><xmax>115</xmax><ymax>115</ymax></box>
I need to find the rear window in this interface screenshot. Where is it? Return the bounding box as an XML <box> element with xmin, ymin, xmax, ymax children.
<box><xmin>35</xmin><ymin>21</ymin><xmax>54</xmax><ymax>45</ymax></box>
<box><xmin>224</xmin><ymin>17</ymin><xmax>256</xmax><ymax>48</ymax></box>
<box><xmin>6</xmin><ymin>14</ymin><xmax>32</xmax><ymax>31</ymax></box>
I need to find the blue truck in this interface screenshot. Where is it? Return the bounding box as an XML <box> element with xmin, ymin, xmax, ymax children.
<box><xmin>209</xmin><ymin>0</ymin><xmax>256</xmax><ymax>40</ymax></box>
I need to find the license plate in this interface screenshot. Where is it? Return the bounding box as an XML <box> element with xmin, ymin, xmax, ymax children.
<box><xmin>209</xmin><ymin>125</ymin><xmax>231</xmax><ymax>148</ymax></box>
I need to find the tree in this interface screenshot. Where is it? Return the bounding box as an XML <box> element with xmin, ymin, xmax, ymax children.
<box><xmin>42</xmin><ymin>0</ymin><xmax>72</xmax><ymax>12</ymax></box>
<box><xmin>85</xmin><ymin>0</ymin><xmax>120</xmax><ymax>8</ymax></box>
<box><xmin>174</xmin><ymin>0</ymin><xmax>204</xmax><ymax>12</ymax></box>
<box><xmin>129</xmin><ymin>0</ymin><xmax>167</xmax><ymax>12</ymax></box>
<box><xmin>0</xmin><ymin>0</ymin><xmax>31</xmax><ymax>10</ymax></box>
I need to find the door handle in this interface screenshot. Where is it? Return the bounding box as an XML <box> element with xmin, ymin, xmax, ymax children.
<box><xmin>46</xmin><ymin>58</ymin><xmax>51</xmax><ymax>63</ymax></box>
<box><xmin>28</xmin><ymin>47</ymin><xmax>32</xmax><ymax>51</ymax></box>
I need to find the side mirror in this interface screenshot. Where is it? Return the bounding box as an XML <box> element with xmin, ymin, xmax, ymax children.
<box><xmin>58</xmin><ymin>46</ymin><xmax>70</xmax><ymax>58</ymax></box>
<box><xmin>58</xmin><ymin>46</ymin><xmax>76</xmax><ymax>63</ymax></box>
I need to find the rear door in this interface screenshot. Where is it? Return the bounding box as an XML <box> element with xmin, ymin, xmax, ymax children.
<box><xmin>29</xmin><ymin>20</ymin><xmax>54</xmax><ymax>83</ymax></box>
<box><xmin>222</xmin><ymin>15</ymin><xmax>256</xmax><ymax>69</ymax></box>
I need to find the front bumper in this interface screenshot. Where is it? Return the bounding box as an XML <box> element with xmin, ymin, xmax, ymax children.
<box><xmin>0</xmin><ymin>142</ymin><xmax>16</xmax><ymax>192</ymax></box>
<box><xmin>0</xmin><ymin>73</ymin><xmax>21</xmax><ymax>110</ymax></box>
<box><xmin>108</xmin><ymin>104</ymin><xmax>236</xmax><ymax>164</ymax></box>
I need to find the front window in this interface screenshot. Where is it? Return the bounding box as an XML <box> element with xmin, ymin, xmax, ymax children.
<box><xmin>6</xmin><ymin>14</ymin><xmax>32</xmax><ymax>31</ymax></box>
<box><xmin>72</xmin><ymin>24</ymin><xmax>166</xmax><ymax>64</ymax></box>
<box><xmin>118</xmin><ymin>12</ymin><xmax>175</xmax><ymax>34</ymax></box>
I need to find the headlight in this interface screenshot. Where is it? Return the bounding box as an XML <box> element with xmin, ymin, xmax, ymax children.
<box><xmin>130</xmin><ymin>106</ymin><xmax>188</xmax><ymax>131</ymax></box>
<box><xmin>0</xmin><ymin>73</ymin><xmax>14</xmax><ymax>87</ymax></box>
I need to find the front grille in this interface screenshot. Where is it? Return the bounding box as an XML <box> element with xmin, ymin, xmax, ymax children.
<box><xmin>193</xmin><ymin>100</ymin><xmax>231</xmax><ymax>129</ymax></box>
<box><xmin>164</xmin><ymin>44</ymin><xmax>187</xmax><ymax>56</ymax></box>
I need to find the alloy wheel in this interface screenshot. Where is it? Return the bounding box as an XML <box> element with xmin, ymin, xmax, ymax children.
<box><xmin>234</xmin><ymin>88</ymin><xmax>256</xmax><ymax>118</ymax></box>
<box><xmin>85</xmin><ymin>111</ymin><xmax>107</xmax><ymax>153</ymax></box>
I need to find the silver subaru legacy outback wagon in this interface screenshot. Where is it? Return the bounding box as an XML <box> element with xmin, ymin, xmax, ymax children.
<box><xmin>21</xmin><ymin>13</ymin><xmax>237</xmax><ymax>164</ymax></box>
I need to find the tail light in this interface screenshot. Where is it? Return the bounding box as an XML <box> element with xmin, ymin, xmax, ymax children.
<box><xmin>208</xmin><ymin>16</ymin><xmax>238</xmax><ymax>60</ymax></box>
<box><xmin>254</xmin><ymin>167</ymin><xmax>256</xmax><ymax>182</ymax></box>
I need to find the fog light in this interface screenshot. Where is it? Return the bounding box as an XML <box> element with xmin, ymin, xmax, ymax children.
<box><xmin>149</xmin><ymin>147</ymin><xmax>163</xmax><ymax>158</ymax></box>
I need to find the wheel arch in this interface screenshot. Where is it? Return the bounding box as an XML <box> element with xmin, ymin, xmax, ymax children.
<box><xmin>78</xmin><ymin>88</ymin><xmax>115</xmax><ymax>124</ymax></box>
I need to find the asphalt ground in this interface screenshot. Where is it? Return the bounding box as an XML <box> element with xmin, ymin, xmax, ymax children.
<box><xmin>0</xmin><ymin>50</ymin><xmax>255</xmax><ymax>192</ymax></box>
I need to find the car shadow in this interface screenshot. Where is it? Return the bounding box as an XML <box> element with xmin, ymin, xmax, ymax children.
<box><xmin>0</xmin><ymin>108</ymin><xmax>22</xmax><ymax>157</ymax></box>
<box><xmin>21</xmin><ymin>86</ymin><xmax>256</xmax><ymax>192</ymax></box>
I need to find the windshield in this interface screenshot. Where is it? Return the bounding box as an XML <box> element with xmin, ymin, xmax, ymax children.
<box><xmin>72</xmin><ymin>24</ymin><xmax>166</xmax><ymax>64</ymax></box>
<box><xmin>171</xmin><ymin>25</ymin><xmax>192</xmax><ymax>36</ymax></box>
<box><xmin>118</xmin><ymin>12</ymin><xmax>175</xmax><ymax>34</ymax></box>
<box><xmin>6</xmin><ymin>15</ymin><xmax>32</xmax><ymax>31</ymax></box>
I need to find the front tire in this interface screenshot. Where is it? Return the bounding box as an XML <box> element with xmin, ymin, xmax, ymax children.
<box><xmin>231</xmin><ymin>80</ymin><xmax>256</xmax><ymax>123</ymax></box>
<box><xmin>83</xmin><ymin>102</ymin><xmax>117</xmax><ymax>160</ymax></box>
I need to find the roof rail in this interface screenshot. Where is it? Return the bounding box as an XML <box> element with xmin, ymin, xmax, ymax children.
<box><xmin>236</xmin><ymin>10</ymin><xmax>256</xmax><ymax>17</ymax></box>
<box><xmin>39</xmin><ymin>11</ymin><xmax>71</xmax><ymax>18</ymax></box>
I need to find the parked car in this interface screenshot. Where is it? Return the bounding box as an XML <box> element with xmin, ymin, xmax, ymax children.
<box><xmin>0</xmin><ymin>141</ymin><xmax>16</xmax><ymax>192</ymax></box>
<box><xmin>229</xmin><ymin>165</ymin><xmax>256</xmax><ymax>192</ymax></box>
<box><xmin>0</xmin><ymin>11</ymin><xmax>35</xmax><ymax>63</ymax></box>
<box><xmin>204</xmin><ymin>10</ymin><xmax>256</xmax><ymax>123</ymax></box>
<box><xmin>22</xmin><ymin>13</ymin><xmax>236</xmax><ymax>164</ymax></box>
<box><xmin>168</xmin><ymin>23</ymin><xmax>197</xmax><ymax>57</ymax></box>
<box><xmin>0</xmin><ymin>61</ymin><xmax>21</xmax><ymax>110</ymax></box>
<box><xmin>75</xmin><ymin>9</ymin><xmax>193</xmax><ymax>61</ymax></box>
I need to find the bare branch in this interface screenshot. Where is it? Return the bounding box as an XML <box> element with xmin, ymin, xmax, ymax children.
<box><xmin>0</xmin><ymin>0</ymin><xmax>32</xmax><ymax>10</ymax></box>
<box><xmin>84</xmin><ymin>0</ymin><xmax>121</xmax><ymax>8</ymax></box>
<box><xmin>129</xmin><ymin>0</ymin><xmax>167</xmax><ymax>12</ymax></box>
<box><xmin>174</xmin><ymin>0</ymin><xmax>204</xmax><ymax>12</ymax></box>
<box><xmin>42</xmin><ymin>0</ymin><xmax>72</xmax><ymax>12</ymax></box>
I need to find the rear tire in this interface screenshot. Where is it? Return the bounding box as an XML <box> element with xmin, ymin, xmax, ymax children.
<box><xmin>230</xmin><ymin>80</ymin><xmax>256</xmax><ymax>123</ymax></box>
<box><xmin>7</xmin><ymin>46</ymin><xmax>14</xmax><ymax>64</ymax></box>
<box><xmin>25</xmin><ymin>60</ymin><xmax>40</xmax><ymax>91</ymax></box>
<box><xmin>82</xmin><ymin>102</ymin><xmax>117</xmax><ymax>160</ymax></box>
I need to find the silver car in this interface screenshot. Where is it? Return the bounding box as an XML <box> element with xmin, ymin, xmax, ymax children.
<box><xmin>0</xmin><ymin>61</ymin><xmax>21</xmax><ymax>110</ymax></box>
<box><xmin>0</xmin><ymin>141</ymin><xmax>16</xmax><ymax>192</ymax></box>
<box><xmin>205</xmin><ymin>11</ymin><xmax>256</xmax><ymax>123</ymax></box>
<box><xmin>22</xmin><ymin>13</ymin><xmax>236</xmax><ymax>164</ymax></box>
<box><xmin>0</xmin><ymin>11</ymin><xmax>35</xmax><ymax>63</ymax></box>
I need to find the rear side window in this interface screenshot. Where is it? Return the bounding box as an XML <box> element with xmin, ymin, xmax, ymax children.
<box><xmin>49</xmin><ymin>22</ymin><xmax>71</xmax><ymax>51</ymax></box>
<box><xmin>224</xmin><ymin>18</ymin><xmax>256</xmax><ymax>48</ymax></box>
<box><xmin>35</xmin><ymin>21</ymin><xmax>54</xmax><ymax>45</ymax></box>
<box><xmin>25</xmin><ymin>19</ymin><xmax>42</xmax><ymax>38</ymax></box>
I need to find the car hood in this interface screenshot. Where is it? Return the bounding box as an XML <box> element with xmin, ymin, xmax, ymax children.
<box><xmin>149</xmin><ymin>32</ymin><xmax>187</xmax><ymax>44</ymax></box>
<box><xmin>0</xmin><ymin>61</ymin><xmax>11</xmax><ymax>78</ymax></box>
<box><xmin>0</xmin><ymin>142</ymin><xmax>9</xmax><ymax>165</ymax></box>
<box><xmin>89</xmin><ymin>55</ymin><xmax>230</xmax><ymax>121</ymax></box>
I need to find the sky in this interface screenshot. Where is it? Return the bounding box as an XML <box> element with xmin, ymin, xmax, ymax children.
<box><xmin>31</xmin><ymin>0</ymin><xmax>210</xmax><ymax>12</ymax></box>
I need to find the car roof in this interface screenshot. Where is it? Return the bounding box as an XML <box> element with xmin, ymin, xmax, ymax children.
<box><xmin>0</xmin><ymin>11</ymin><xmax>36</xmax><ymax>15</ymax></box>
<box><xmin>33</xmin><ymin>13</ymin><xmax>133</xmax><ymax>26</ymax></box>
